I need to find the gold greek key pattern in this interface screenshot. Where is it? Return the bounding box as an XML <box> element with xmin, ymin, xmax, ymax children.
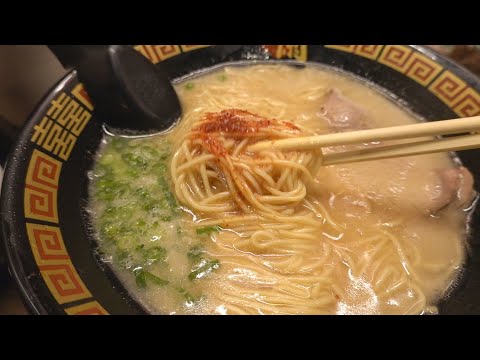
<box><xmin>325</xmin><ymin>45</ymin><xmax>356</xmax><ymax>53</ymax></box>
<box><xmin>452</xmin><ymin>87</ymin><xmax>480</xmax><ymax>117</ymax></box>
<box><xmin>326</xmin><ymin>45</ymin><xmax>480</xmax><ymax>115</ymax></box>
<box><xmin>24</xmin><ymin>150</ymin><xmax>61</xmax><ymax>223</ymax></box>
<box><xmin>134</xmin><ymin>45</ymin><xmax>209</xmax><ymax>64</ymax></box>
<box><xmin>180</xmin><ymin>45</ymin><xmax>209</xmax><ymax>52</ymax></box>
<box><xmin>376</xmin><ymin>45</ymin><xmax>442</xmax><ymax>86</ymax></box>
<box><xmin>23</xmin><ymin>150</ymin><xmax>93</xmax><ymax>305</ymax></box>
<box><xmin>26</xmin><ymin>149</ymin><xmax>61</xmax><ymax>190</ymax></box>
<box><xmin>24</xmin><ymin>184</ymin><xmax>58</xmax><ymax>223</ymax></box>
<box><xmin>429</xmin><ymin>70</ymin><xmax>468</xmax><ymax>107</ymax></box>
<box><xmin>326</xmin><ymin>45</ymin><xmax>384</xmax><ymax>61</ymax></box>
<box><xmin>325</xmin><ymin>45</ymin><xmax>383</xmax><ymax>60</ymax></box>
<box><xmin>151</xmin><ymin>45</ymin><xmax>182</xmax><ymax>62</ymax></box>
<box><xmin>25</xmin><ymin>84</ymin><xmax>103</xmax><ymax>312</ymax></box>
<box><xmin>25</xmin><ymin>222</ymin><xmax>92</xmax><ymax>304</ymax></box>
<box><xmin>377</xmin><ymin>45</ymin><xmax>413</xmax><ymax>72</ymax></box>
<box><xmin>64</xmin><ymin>301</ymin><xmax>109</xmax><ymax>315</ymax></box>
<box><xmin>404</xmin><ymin>52</ymin><xmax>443</xmax><ymax>86</ymax></box>
<box><xmin>26</xmin><ymin>223</ymin><xmax>68</xmax><ymax>265</ymax></box>
<box><xmin>354</xmin><ymin>45</ymin><xmax>383</xmax><ymax>60</ymax></box>
<box><xmin>39</xmin><ymin>263</ymin><xmax>92</xmax><ymax>304</ymax></box>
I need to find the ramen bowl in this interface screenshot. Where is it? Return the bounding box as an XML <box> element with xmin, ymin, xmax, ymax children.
<box><xmin>2</xmin><ymin>45</ymin><xmax>480</xmax><ymax>315</ymax></box>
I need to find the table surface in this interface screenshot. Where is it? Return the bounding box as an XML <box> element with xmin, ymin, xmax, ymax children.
<box><xmin>1</xmin><ymin>45</ymin><xmax>479</xmax><ymax>315</ymax></box>
<box><xmin>0</xmin><ymin>281</ymin><xmax>28</xmax><ymax>315</ymax></box>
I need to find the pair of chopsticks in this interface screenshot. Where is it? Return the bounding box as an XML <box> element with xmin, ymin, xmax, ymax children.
<box><xmin>248</xmin><ymin>116</ymin><xmax>480</xmax><ymax>165</ymax></box>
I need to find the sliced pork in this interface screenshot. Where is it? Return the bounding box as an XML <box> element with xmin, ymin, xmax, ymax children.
<box><xmin>434</xmin><ymin>166</ymin><xmax>475</xmax><ymax>211</ymax></box>
<box><xmin>317</xmin><ymin>91</ymin><xmax>476</xmax><ymax>216</ymax></box>
<box><xmin>320</xmin><ymin>89</ymin><xmax>369</xmax><ymax>131</ymax></box>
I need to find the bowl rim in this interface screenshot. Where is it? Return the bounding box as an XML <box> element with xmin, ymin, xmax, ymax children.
<box><xmin>2</xmin><ymin>45</ymin><xmax>480</xmax><ymax>314</ymax></box>
<box><xmin>1</xmin><ymin>71</ymin><xmax>77</xmax><ymax>314</ymax></box>
<box><xmin>411</xmin><ymin>45</ymin><xmax>480</xmax><ymax>87</ymax></box>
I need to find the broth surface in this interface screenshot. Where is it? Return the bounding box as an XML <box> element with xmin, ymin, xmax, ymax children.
<box><xmin>89</xmin><ymin>64</ymin><xmax>473</xmax><ymax>314</ymax></box>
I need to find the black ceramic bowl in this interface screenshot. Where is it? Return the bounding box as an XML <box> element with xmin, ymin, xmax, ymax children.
<box><xmin>2</xmin><ymin>45</ymin><xmax>480</xmax><ymax>315</ymax></box>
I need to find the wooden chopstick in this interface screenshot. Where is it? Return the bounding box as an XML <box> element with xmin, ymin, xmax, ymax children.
<box><xmin>322</xmin><ymin>133</ymin><xmax>480</xmax><ymax>166</ymax></box>
<box><xmin>248</xmin><ymin>115</ymin><xmax>480</xmax><ymax>152</ymax></box>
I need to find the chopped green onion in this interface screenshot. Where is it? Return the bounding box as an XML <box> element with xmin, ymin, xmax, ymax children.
<box><xmin>134</xmin><ymin>269</ymin><xmax>169</xmax><ymax>288</ymax></box>
<box><xmin>176</xmin><ymin>287</ymin><xmax>196</xmax><ymax>303</ymax></box>
<box><xmin>134</xmin><ymin>269</ymin><xmax>147</xmax><ymax>288</ymax></box>
<box><xmin>158</xmin><ymin>177</ymin><xmax>178</xmax><ymax>213</ymax></box>
<box><xmin>93</xmin><ymin>138</ymin><xmax>190</xmax><ymax>294</ymax></box>
<box><xmin>144</xmin><ymin>272</ymin><xmax>169</xmax><ymax>286</ymax></box>
<box><xmin>111</xmin><ymin>137</ymin><xmax>127</xmax><ymax>151</ymax></box>
<box><xmin>187</xmin><ymin>245</ymin><xmax>204</xmax><ymax>262</ymax></box>
<box><xmin>188</xmin><ymin>259</ymin><xmax>220</xmax><ymax>281</ymax></box>
<box><xmin>160</xmin><ymin>215</ymin><xmax>172</xmax><ymax>222</ymax></box>
<box><xmin>126</xmin><ymin>168</ymin><xmax>139</xmax><ymax>178</ymax></box>
<box><xmin>95</xmin><ymin>162</ymin><xmax>114</xmax><ymax>178</ymax></box>
<box><xmin>156</xmin><ymin>163</ymin><xmax>167</xmax><ymax>174</ymax></box>
<box><xmin>196</xmin><ymin>225</ymin><xmax>221</xmax><ymax>235</ymax></box>
<box><xmin>121</xmin><ymin>153</ymin><xmax>148</xmax><ymax>169</ymax></box>
<box><xmin>142</xmin><ymin>246</ymin><xmax>167</xmax><ymax>265</ymax></box>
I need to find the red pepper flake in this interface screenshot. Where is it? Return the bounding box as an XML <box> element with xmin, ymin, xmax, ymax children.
<box><xmin>282</xmin><ymin>121</ymin><xmax>300</xmax><ymax>131</ymax></box>
<box><xmin>197</xmin><ymin>109</ymin><xmax>272</xmax><ymax>136</ymax></box>
<box><xmin>199</xmin><ymin>134</ymin><xmax>228</xmax><ymax>157</ymax></box>
<box><xmin>191</xmin><ymin>109</ymin><xmax>301</xmax><ymax>157</ymax></box>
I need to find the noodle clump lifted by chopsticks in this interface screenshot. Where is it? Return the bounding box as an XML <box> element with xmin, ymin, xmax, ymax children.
<box><xmin>172</xmin><ymin>109</ymin><xmax>323</xmax><ymax>217</ymax></box>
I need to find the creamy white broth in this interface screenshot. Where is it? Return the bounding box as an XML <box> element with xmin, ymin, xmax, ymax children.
<box><xmin>90</xmin><ymin>64</ymin><xmax>474</xmax><ymax>314</ymax></box>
